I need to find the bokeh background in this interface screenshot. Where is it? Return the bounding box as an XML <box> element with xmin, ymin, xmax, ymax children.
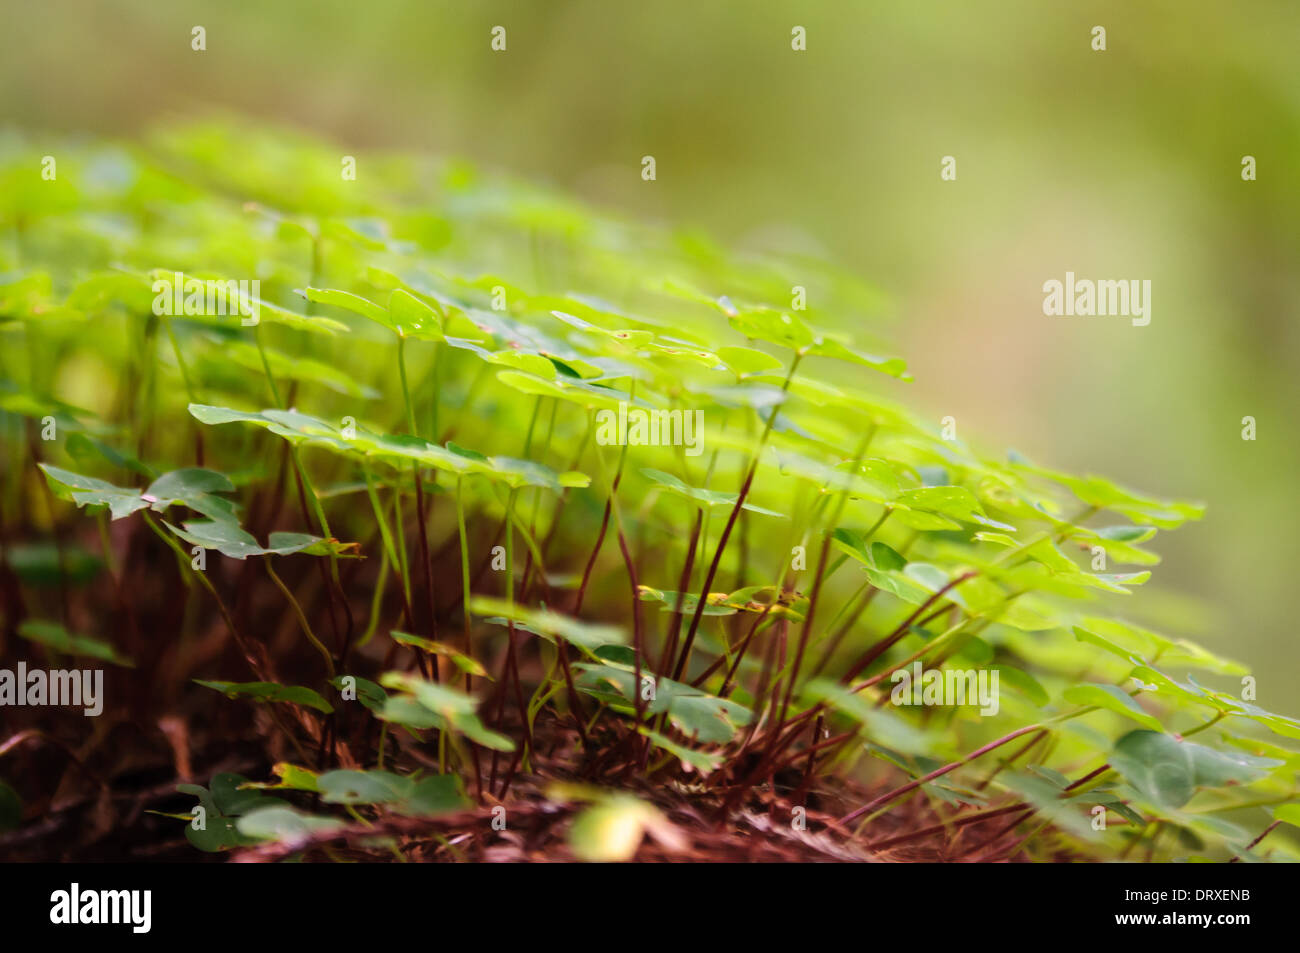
<box><xmin>4</xmin><ymin>0</ymin><xmax>1297</xmax><ymax>710</ymax></box>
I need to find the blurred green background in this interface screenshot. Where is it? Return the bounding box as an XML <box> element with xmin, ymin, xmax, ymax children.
<box><xmin>3</xmin><ymin>0</ymin><xmax>1297</xmax><ymax>711</ymax></box>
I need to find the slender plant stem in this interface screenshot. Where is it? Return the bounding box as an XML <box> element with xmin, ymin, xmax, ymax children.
<box><xmin>266</xmin><ymin>558</ymin><xmax>335</xmax><ymax>679</ymax></box>
<box><xmin>1230</xmin><ymin>821</ymin><xmax>1280</xmax><ymax>861</ymax></box>
<box><xmin>841</xmin><ymin>723</ymin><xmax>1044</xmax><ymax>825</ymax></box>
<box><xmin>672</xmin><ymin>354</ymin><xmax>801</xmax><ymax>682</ymax></box>
<box><xmin>774</xmin><ymin>426</ymin><xmax>875</xmax><ymax>727</ymax></box>
<box><xmin>141</xmin><ymin>512</ymin><xmax>258</xmax><ymax>672</ymax></box>
<box><xmin>455</xmin><ymin>475</ymin><xmax>473</xmax><ymax>677</ymax></box>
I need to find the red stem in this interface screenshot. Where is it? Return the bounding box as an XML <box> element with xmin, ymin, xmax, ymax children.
<box><xmin>841</xmin><ymin>723</ymin><xmax>1042</xmax><ymax>825</ymax></box>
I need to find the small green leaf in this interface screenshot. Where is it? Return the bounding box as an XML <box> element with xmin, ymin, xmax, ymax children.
<box><xmin>194</xmin><ymin>680</ymin><xmax>334</xmax><ymax>714</ymax></box>
<box><xmin>1274</xmin><ymin>804</ymin><xmax>1300</xmax><ymax>828</ymax></box>
<box><xmin>388</xmin><ymin>288</ymin><xmax>443</xmax><ymax>338</ymax></box>
<box><xmin>641</xmin><ymin>468</ymin><xmax>785</xmax><ymax>516</ymax></box>
<box><xmin>1063</xmin><ymin>683</ymin><xmax>1164</xmax><ymax>732</ymax></box>
<box><xmin>396</xmin><ymin>774</ymin><xmax>471</xmax><ymax>817</ymax></box>
<box><xmin>318</xmin><ymin>769</ymin><xmax>411</xmax><ymax>805</ymax></box>
<box><xmin>717</xmin><ymin>345</ymin><xmax>783</xmax><ymax>377</ymax></box>
<box><xmin>236</xmin><ymin>805</ymin><xmax>345</xmax><ymax>842</ymax></box>
<box><xmin>299</xmin><ymin>287</ymin><xmax>394</xmax><ymax>331</ymax></box>
<box><xmin>573</xmin><ymin>664</ymin><xmax>752</xmax><ymax>744</ymax></box>
<box><xmin>470</xmin><ymin>597</ymin><xmax>626</xmax><ymax>651</ymax></box>
<box><xmin>17</xmin><ymin>620</ymin><xmax>133</xmax><ymax>666</ymax></box>
<box><xmin>239</xmin><ymin>763</ymin><xmax>321</xmax><ymax>793</ymax></box>
<box><xmin>568</xmin><ymin>797</ymin><xmax>660</xmax><ymax>862</ymax></box>
<box><xmin>389</xmin><ymin>631</ymin><xmax>489</xmax><ymax>677</ymax></box>
<box><xmin>1111</xmin><ymin>730</ymin><xmax>1282</xmax><ymax>809</ymax></box>
<box><xmin>378</xmin><ymin>673</ymin><xmax>515</xmax><ymax>751</ymax></box>
<box><xmin>727</xmin><ymin>308</ymin><xmax>815</xmax><ymax>352</ymax></box>
<box><xmin>330</xmin><ymin>675</ymin><xmax>388</xmax><ymax>713</ymax></box>
<box><xmin>637</xmin><ymin>726</ymin><xmax>722</xmax><ymax>774</ymax></box>
<box><xmin>37</xmin><ymin>463</ymin><xmax>147</xmax><ymax>520</ymax></box>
